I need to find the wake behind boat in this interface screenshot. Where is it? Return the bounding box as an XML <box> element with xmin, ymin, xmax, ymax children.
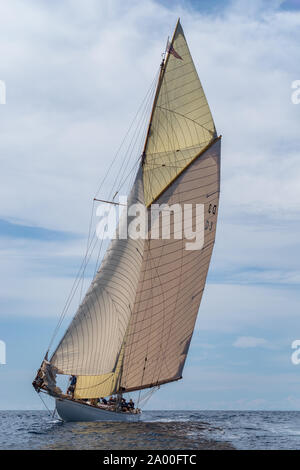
<box><xmin>33</xmin><ymin>18</ymin><xmax>221</xmax><ymax>422</ymax></box>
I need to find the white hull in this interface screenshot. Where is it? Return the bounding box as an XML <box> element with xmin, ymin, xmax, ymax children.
<box><xmin>55</xmin><ymin>398</ymin><xmax>141</xmax><ymax>422</ymax></box>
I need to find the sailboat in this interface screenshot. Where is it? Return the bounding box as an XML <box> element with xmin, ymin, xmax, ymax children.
<box><xmin>33</xmin><ymin>19</ymin><xmax>221</xmax><ymax>422</ymax></box>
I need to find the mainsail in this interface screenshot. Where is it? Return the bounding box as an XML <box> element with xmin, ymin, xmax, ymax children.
<box><xmin>121</xmin><ymin>138</ymin><xmax>220</xmax><ymax>393</ymax></box>
<box><xmin>48</xmin><ymin>19</ymin><xmax>221</xmax><ymax>400</ymax></box>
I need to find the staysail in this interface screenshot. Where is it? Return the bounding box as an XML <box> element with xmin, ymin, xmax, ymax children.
<box><xmin>48</xmin><ymin>19</ymin><xmax>220</xmax><ymax>400</ymax></box>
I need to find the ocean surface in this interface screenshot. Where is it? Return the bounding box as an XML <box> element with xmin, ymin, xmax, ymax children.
<box><xmin>1</xmin><ymin>410</ymin><xmax>300</xmax><ymax>450</ymax></box>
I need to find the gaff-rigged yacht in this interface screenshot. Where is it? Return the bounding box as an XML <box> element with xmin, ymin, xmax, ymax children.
<box><xmin>33</xmin><ymin>18</ymin><xmax>221</xmax><ymax>422</ymax></box>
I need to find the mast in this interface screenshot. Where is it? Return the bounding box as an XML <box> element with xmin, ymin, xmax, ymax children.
<box><xmin>141</xmin><ymin>18</ymin><xmax>180</xmax><ymax>164</ymax></box>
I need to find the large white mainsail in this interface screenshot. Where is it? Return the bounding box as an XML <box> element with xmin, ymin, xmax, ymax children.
<box><xmin>35</xmin><ymin>19</ymin><xmax>221</xmax><ymax>406</ymax></box>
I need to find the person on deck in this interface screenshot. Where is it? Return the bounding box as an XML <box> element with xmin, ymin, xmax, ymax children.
<box><xmin>108</xmin><ymin>396</ymin><xmax>116</xmax><ymax>410</ymax></box>
<box><xmin>101</xmin><ymin>397</ymin><xmax>108</xmax><ymax>405</ymax></box>
<box><xmin>67</xmin><ymin>375</ymin><xmax>77</xmax><ymax>399</ymax></box>
<box><xmin>128</xmin><ymin>399</ymin><xmax>135</xmax><ymax>410</ymax></box>
<box><xmin>121</xmin><ymin>398</ymin><xmax>129</xmax><ymax>412</ymax></box>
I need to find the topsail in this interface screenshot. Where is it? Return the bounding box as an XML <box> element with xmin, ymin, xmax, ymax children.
<box><xmin>143</xmin><ymin>20</ymin><xmax>217</xmax><ymax>207</ymax></box>
<box><xmin>46</xmin><ymin>19</ymin><xmax>221</xmax><ymax>401</ymax></box>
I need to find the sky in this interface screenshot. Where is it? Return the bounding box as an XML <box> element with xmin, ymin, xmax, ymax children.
<box><xmin>0</xmin><ymin>0</ymin><xmax>300</xmax><ymax>411</ymax></box>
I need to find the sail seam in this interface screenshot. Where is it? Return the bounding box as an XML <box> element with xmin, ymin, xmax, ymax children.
<box><xmin>146</xmin><ymin>136</ymin><xmax>221</xmax><ymax>207</ymax></box>
<box><xmin>157</xmin><ymin>105</ymin><xmax>215</xmax><ymax>135</ymax></box>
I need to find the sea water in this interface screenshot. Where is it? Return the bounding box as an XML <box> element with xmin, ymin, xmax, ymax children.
<box><xmin>1</xmin><ymin>410</ymin><xmax>300</xmax><ymax>450</ymax></box>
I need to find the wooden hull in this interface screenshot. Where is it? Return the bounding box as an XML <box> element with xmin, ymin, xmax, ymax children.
<box><xmin>55</xmin><ymin>398</ymin><xmax>140</xmax><ymax>422</ymax></box>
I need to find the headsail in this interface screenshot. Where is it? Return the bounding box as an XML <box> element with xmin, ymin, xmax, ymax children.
<box><xmin>74</xmin><ymin>343</ymin><xmax>125</xmax><ymax>399</ymax></box>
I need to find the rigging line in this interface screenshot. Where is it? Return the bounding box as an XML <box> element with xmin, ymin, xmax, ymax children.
<box><xmin>111</xmin><ymin>79</ymin><xmax>157</xmax><ymax>196</ymax></box>
<box><xmin>149</xmin><ymin>106</ymin><xmax>179</xmax><ymax>159</ymax></box>
<box><xmin>48</xmin><ymin>219</ymin><xmax>102</xmax><ymax>350</ymax></box>
<box><xmin>90</xmin><ymin>76</ymin><xmax>154</xmax><ymax>283</ymax></box>
<box><xmin>125</xmin><ymin>74</ymin><xmax>173</xmax><ymax>389</ymax></box>
<box><xmin>94</xmin><ymin>68</ymin><xmax>160</xmax><ymax>199</ymax></box>
<box><xmin>145</xmin><ymin>189</ymin><xmax>179</xmax><ymax>384</ymax></box>
<box><xmin>92</xmin><ymin>109</ymin><xmax>150</xmax><ymax>281</ymax></box>
<box><xmin>139</xmin><ymin>246</ymin><xmax>156</xmax><ymax>390</ymax></box>
<box><xmin>145</xmin><ymin>144</ymin><xmax>206</xmax><ymax>158</ymax></box>
<box><xmin>79</xmin><ymin>199</ymin><xmax>96</xmax><ymax>303</ymax></box>
<box><xmin>49</xmin><ymin>234</ymin><xmax>95</xmax><ymax>353</ymax></box>
<box><xmin>93</xmin><ymin>198</ymin><xmax>126</xmax><ymax>206</ymax></box>
<box><xmin>48</xmin><ymin>116</ymin><xmax>149</xmax><ymax>351</ymax></box>
<box><xmin>120</xmin><ymin>215</ymin><xmax>220</xmax><ymax>380</ymax></box>
<box><xmin>91</xmin><ymin>75</ymin><xmax>156</xmax><ymax>279</ymax></box>
<box><xmin>116</xmin><ymin>319</ymin><xmax>131</xmax><ymax>391</ymax></box>
<box><xmin>148</xmin><ymin>246</ymin><xmax>168</xmax><ymax>387</ymax></box>
<box><xmin>142</xmin><ymin>177</ymin><xmax>173</xmax><ymax>385</ymax></box>
<box><xmin>149</xmin><ymin>87</ymin><xmax>184</xmax><ymax>163</ymax></box>
<box><xmin>167</xmin><ymin>111</ymin><xmax>194</xmax><ymax>162</ymax></box>
<box><xmin>143</xmin><ymin>77</ymin><xmax>184</xmax><ymax>202</ymax></box>
<box><xmin>162</xmin><ymin>81</ymin><xmax>183</xmax><ymax>177</ymax></box>
<box><xmin>92</xmin><ymin>158</ymin><xmax>141</xmax><ymax>277</ymax></box>
<box><xmin>160</xmin><ymin>84</ymin><xmax>204</xmax><ymax>109</ymax></box>
<box><xmin>125</xmin><ymin>247</ymin><xmax>214</xmax><ymax>316</ymax></box>
<box><xmin>164</xmin><ymin>77</ymin><xmax>179</xmax><ymax>164</ymax></box>
<box><xmin>114</xmin><ymin>157</ymin><xmax>140</xmax><ymax>196</ymax></box>
<box><xmin>48</xmin><ymin>56</ymin><xmax>166</xmax><ymax>368</ymax></box>
<box><xmin>138</xmin><ymin>385</ymin><xmax>159</xmax><ymax>407</ymax></box>
<box><xmin>128</xmin><ymin>244</ymin><xmax>216</xmax><ymax>317</ymax></box>
<box><xmin>146</xmin><ymin>162</ymin><xmax>195</xmax><ymax>170</ymax></box>
<box><xmin>50</xmin><ymin>235</ymin><xmax>97</xmax><ymax>334</ymax></box>
<box><xmin>144</xmin><ymin>102</ymin><xmax>173</xmax><ymax>203</ymax></box>
<box><xmin>111</xmin><ymin>124</ymin><xmax>141</xmax><ymax>194</ymax></box>
<box><xmin>93</xmin><ymin>236</ymin><xmax>105</xmax><ymax>278</ymax></box>
<box><xmin>92</xmin><ymin>195</ymin><xmax>118</xmax><ymax>278</ymax></box>
<box><xmin>156</xmin><ymin>105</ymin><xmax>215</xmax><ymax>136</ymax></box>
<box><xmin>48</xmin><ymin>233</ymin><xmax>99</xmax><ymax>353</ymax></box>
<box><xmin>124</xmin><ymin>238</ymin><xmax>167</xmax><ymax>392</ymax></box>
<box><xmin>144</xmin><ymin>52</ymin><xmax>182</xmax><ymax>178</ymax></box>
<box><xmin>91</xmin><ymin>143</ymin><xmax>216</xmax><ymax>290</ymax></box>
<box><xmin>38</xmin><ymin>391</ymin><xmax>55</xmax><ymax>417</ymax></box>
<box><xmin>121</xmin><ymin>239</ymin><xmax>151</xmax><ymax>388</ymax></box>
<box><xmin>161</xmin><ymin>81</ymin><xmax>192</xmax><ymax>151</ymax></box>
<box><xmin>154</xmin><ymin>194</ymin><xmax>185</xmax><ymax>381</ymax></box>
<box><xmin>82</xmin><ymin>101</ymin><xmax>153</xmax><ymax>286</ymax></box>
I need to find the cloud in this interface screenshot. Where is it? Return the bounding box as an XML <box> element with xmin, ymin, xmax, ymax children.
<box><xmin>233</xmin><ymin>336</ymin><xmax>269</xmax><ymax>348</ymax></box>
<box><xmin>196</xmin><ymin>282</ymin><xmax>300</xmax><ymax>334</ymax></box>
<box><xmin>0</xmin><ymin>0</ymin><xmax>300</xmax><ymax>410</ymax></box>
<box><xmin>0</xmin><ymin>0</ymin><xmax>299</xmax><ymax>344</ymax></box>
<box><xmin>0</xmin><ymin>0</ymin><xmax>299</xmax><ymax>233</ymax></box>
